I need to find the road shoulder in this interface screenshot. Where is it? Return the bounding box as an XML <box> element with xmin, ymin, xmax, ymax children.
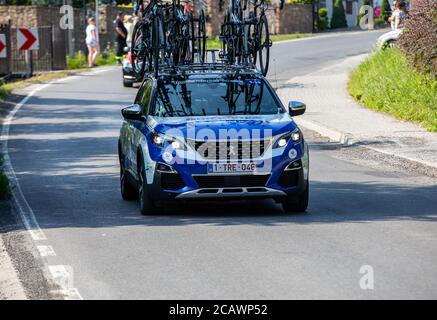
<box><xmin>0</xmin><ymin>68</ymin><xmax>116</xmax><ymax>300</ymax></box>
<box><xmin>0</xmin><ymin>215</ymin><xmax>26</xmax><ymax>300</ymax></box>
<box><xmin>277</xmin><ymin>54</ymin><xmax>437</xmax><ymax>177</ymax></box>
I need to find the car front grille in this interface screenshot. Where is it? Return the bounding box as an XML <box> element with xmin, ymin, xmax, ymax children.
<box><xmin>161</xmin><ymin>172</ymin><xmax>185</xmax><ymax>190</ymax></box>
<box><xmin>187</xmin><ymin>139</ymin><xmax>271</xmax><ymax>161</ymax></box>
<box><xmin>193</xmin><ymin>174</ymin><xmax>270</xmax><ymax>188</ymax></box>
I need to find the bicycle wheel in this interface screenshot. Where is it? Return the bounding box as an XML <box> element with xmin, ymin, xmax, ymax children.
<box><xmin>222</xmin><ymin>10</ymin><xmax>235</xmax><ymax>64</ymax></box>
<box><xmin>131</xmin><ymin>22</ymin><xmax>149</xmax><ymax>79</ymax></box>
<box><xmin>246</xmin><ymin>22</ymin><xmax>257</xmax><ymax>67</ymax></box>
<box><xmin>197</xmin><ymin>9</ymin><xmax>207</xmax><ymax>63</ymax></box>
<box><xmin>152</xmin><ymin>13</ymin><xmax>166</xmax><ymax>77</ymax></box>
<box><xmin>258</xmin><ymin>14</ymin><xmax>270</xmax><ymax>76</ymax></box>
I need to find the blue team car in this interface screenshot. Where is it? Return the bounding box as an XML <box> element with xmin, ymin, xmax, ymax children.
<box><xmin>118</xmin><ymin>66</ymin><xmax>309</xmax><ymax>215</ymax></box>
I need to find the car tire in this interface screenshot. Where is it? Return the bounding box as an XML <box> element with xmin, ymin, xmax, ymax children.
<box><xmin>120</xmin><ymin>156</ymin><xmax>137</xmax><ymax>200</ymax></box>
<box><xmin>123</xmin><ymin>80</ymin><xmax>133</xmax><ymax>88</ymax></box>
<box><xmin>282</xmin><ymin>183</ymin><xmax>309</xmax><ymax>214</ymax></box>
<box><xmin>138</xmin><ymin>156</ymin><xmax>160</xmax><ymax>215</ymax></box>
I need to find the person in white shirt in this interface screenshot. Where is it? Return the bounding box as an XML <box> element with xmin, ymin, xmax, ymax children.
<box><xmin>85</xmin><ymin>17</ymin><xmax>100</xmax><ymax>68</ymax></box>
<box><xmin>124</xmin><ymin>15</ymin><xmax>134</xmax><ymax>47</ymax></box>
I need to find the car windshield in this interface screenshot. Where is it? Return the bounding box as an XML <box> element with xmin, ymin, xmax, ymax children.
<box><xmin>151</xmin><ymin>78</ymin><xmax>282</xmax><ymax>117</ymax></box>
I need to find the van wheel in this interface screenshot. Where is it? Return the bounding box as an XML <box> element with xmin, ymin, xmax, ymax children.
<box><xmin>282</xmin><ymin>183</ymin><xmax>309</xmax><ymax>213</ymax></box>
<box><xmin>138</xmin><ymin>157</ymin><xmax>160</xmax><ymax>215</ymax></box>
<box><xmin>123</xmin><ymin>81</ymin><xmax>133</xmax><ymax>87</ymax></box>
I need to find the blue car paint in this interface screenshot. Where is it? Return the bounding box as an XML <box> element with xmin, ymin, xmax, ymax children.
<box><xmin>119</xmin><ymin>76</ymin><xmax>309</xmax><ymax>201</ymax></box>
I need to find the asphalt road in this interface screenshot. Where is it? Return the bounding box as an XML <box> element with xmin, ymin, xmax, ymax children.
<box><xmin>6</xmin><ymin>30</ymin><xmax>437</xmax><ymax>299</ymax></box>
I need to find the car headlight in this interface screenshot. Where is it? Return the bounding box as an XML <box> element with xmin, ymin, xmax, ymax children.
<box><xmin>273</xmin><ymin>129</ymin><xmax>301</xmax><ymax>148</ymax></box>
<box><xmin>150</xmin><ymin>132</ymin><xmax>186</xmax><ymax>150</ymax></box>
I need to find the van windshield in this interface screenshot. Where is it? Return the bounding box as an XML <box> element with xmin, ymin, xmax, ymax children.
<box><xmin>151</xmin><ymin>78</ymin><xmax>282</xmax><ymax>117</ymax></box>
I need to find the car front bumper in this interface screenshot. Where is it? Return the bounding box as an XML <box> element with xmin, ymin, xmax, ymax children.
<box><xmin>144</xmin><ymin>141</ymin><xmax>309</xmax><ymax>204</ymax></box>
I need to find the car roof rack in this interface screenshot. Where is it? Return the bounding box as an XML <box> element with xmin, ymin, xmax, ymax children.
<box><xmin>153</xmin><ymin>63</ymin><xmax>263</xmax><ymax>80</ymax></box>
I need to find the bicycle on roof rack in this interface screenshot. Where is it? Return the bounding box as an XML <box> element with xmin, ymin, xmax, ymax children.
<box><xmin>219</xmin><ymin>0</ymin><xmax>285</xmax><ymax>76</ymax></box>
<box><xmin>131</xmin><ymin>0</ymin><xmax>207</xmax><ymax>79</ymax></box>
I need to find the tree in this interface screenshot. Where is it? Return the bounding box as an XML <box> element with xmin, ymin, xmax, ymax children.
<box><xmin>399</xmin><ymin>0</ymin><xmax>437</xmax><ymax>77</ymax></box>
<box><xmin>380</xmin><ymin>0</ymin><xmax>392</xmax><ymax>22</ymax></box>
<box><xmin>330</xmin><ymin>0</ymin><xmax>348</xmax><ymax>29</ymax></box>
<box><xmin>317</xmin><ymin>7</ymin><xmax>329</xmax><ymax>31</ymax></box>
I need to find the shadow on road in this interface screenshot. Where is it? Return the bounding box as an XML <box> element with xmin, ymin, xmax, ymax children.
<box><xmin>2</xmin><ymin>89</ymin><xmax>437</xmax><ymax>233</ymax></box>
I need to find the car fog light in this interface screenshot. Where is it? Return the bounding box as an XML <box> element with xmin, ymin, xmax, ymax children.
<box><xmin>156</xmin><ymin>163</ymin><xmax>175</xmax><ymax>173</ymax></box>
<box><xmin>285</xmin><ymin>160</ymin><xmax>302</xmax><ymax>171</ymax></box>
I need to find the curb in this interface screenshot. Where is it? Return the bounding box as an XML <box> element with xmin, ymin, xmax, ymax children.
<box><xmin>0</xmin><ymin>236</ymin><xmax>26</xmax><ymax>300</ymax></box>
<box><xmin>295</xmin><ymin>114</ymin><xmax>437</xmax><ymax>174</ymax></box>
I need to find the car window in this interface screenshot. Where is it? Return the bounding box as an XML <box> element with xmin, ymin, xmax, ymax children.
<box><xmin>140</xmin><ymin>80</ymin><xmax>153</xmax><ymax>115</ymax></box>
<box><xmin>134</xmin><ymin>81</ymin><xmax>146</xmax><ymax>105</ymax></box>
<box><xmin>152</xmin><ymin>78</ymin><xmax>282</xmax><ymax>117</ymax></box>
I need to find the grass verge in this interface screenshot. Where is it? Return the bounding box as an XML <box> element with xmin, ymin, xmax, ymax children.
<box><xmin>348</xmin><ymin>49</ymin><xmax>437</xmax><ymax>132</ymax></box>
<box><xmin>67</xmin><ymin>49</ymin><xmax>118</xmax><ymax>70</ymax></box>
<box><xmin>0</xmin><ymin>69</ymin><xmax>95</xmax><ymax>102</ymax></box>
<box><xmin>206</xmin><ymin>33</ymin><xmax>313</xmax><ymax>50</ymax></box>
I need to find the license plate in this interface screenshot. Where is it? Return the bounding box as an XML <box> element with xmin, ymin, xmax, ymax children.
<box><xmin>208</xmin><ymin>163</ymin><xmax>256</xmax><ymax>174</ymax></box>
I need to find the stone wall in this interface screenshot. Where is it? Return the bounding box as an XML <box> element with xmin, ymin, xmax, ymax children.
<box><xmin>205</xmin><ymin>2</ymin><xmax>313</xmax><ymax>36</ymax></box>
<box><xmin>278</xmin><ymin>4</ymin><xmax>313</xmax><ymax>34</ymax></box>
<box><xmin>0</xmin><ymin>5</ymin><xmax>132</xmax><ymax>53</ymax></box>
<box><xmin>0</xmin><ymin>3</ymin><xmax>313</xmax><ymax>53</ymax></box>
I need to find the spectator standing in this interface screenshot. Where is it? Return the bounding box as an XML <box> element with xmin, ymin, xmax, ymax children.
<box><xmin>115</xmin><ymin>11</ymin><xmax>128</xmax><ymax>63</ymax></box>
<box><xmin>124</xmin><ymin>15</ymin><xmax>134</xmax><ymax>47</ymax></box>
<box><xmin>85</xmin><ymin>17</ymin><xmax>100</xmax><ymax>68</ymax></box>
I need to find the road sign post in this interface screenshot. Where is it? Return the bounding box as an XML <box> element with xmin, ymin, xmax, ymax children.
<box><xmin>0</xmin><ymin>33</ymin><xmax>6</xmax><ymax>58</ymax></box>
<box><xmin>17</xmin><ymin>27</ymin><xmax>39</xmax><ymax>78</ymax></box>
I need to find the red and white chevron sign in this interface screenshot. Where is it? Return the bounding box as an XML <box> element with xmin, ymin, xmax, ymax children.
<box><xmin>17</xmin><ymin>28</ymin><xmax>39</xmax><ymax>51</ymax></box>
<box><xmin>0</xmin><ymin>34</ymin><xmax>6</xmax><ymax>58</ymax></box>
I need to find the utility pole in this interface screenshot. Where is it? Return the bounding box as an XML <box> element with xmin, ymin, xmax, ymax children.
<box><xmin>65</xmin><ymin>0</ymin><xmax>75</xmax><ymax>56</ymax></box>
<box><xmin>95</xmin><ymin>0</ymin><xmax>100</xmax><ymax>43</ymax></box>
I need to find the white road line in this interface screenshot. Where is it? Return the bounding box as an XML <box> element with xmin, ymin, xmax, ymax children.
<box><xmin>37</xmin><ymin>245</ymin><xmax>56</xmax><ymax>257</ymax></box>
<box><xmin>0</xmin><ymin>66</ymin><xmax>114</xmax><ymax>299</ymax></box>
<box><xmin>1</xmin><ymin>83</ymin><xmax>51</xmax><ymax>241</ymax></box>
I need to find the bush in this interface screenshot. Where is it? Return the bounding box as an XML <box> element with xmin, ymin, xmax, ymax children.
<box><xmin>380</xmin><ymin>0</ymin><xmax>392</xmax><ymax>22</ymax></box>
<box><xmin>67</xmin><ymin>47</ymin><xmax>118</xmax><ymax>69</ymax></box>
<box><xmin>399</xmin><ymin>0</ymin><xmax>437</xmax><ymax>78</ymax></box>
<box><xmin>330</xmin><ymin>0</ymin><xmax>348</xmax><ymax>29</ymax></box>
<box><xmin>95</xmin><ymin>48</ymin><xmax>118</xmax><ymax>66</ymax></box>
<box><xmin>348</xmin><ymin>49</ymin><xmax>437</xmax><ymax>132</ymax></box>
<box><xmin>0</xmin><ymin>171</ymin><xmax>9</xmax><ymax>200</ymax></box>
<box><xmin>67</xmin><ymin>51</ymin><xmax>87</xmax><ymax>69</ymax></box>
<box><xmin>317</xmin><ymin>8</ymin><xmax>329</xmax><ymax>31</ymax></box>
<box><xmin>374</xmin><ymin>17</ymin><xmax>387</xmax><ymax>27</ymax></box>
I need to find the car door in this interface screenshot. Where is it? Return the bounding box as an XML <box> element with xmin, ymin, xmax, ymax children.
<box><xmin>122</xmin><ymin>81</ymin><xmax>147</xmax><ymax>178</ymax></box>
<box><xmin>130</xmin><ymin>78</ymin><xmax>154</xmax><ymax>180</ymax></box>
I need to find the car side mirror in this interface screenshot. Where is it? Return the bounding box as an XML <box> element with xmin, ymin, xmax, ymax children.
<box><xmin>121</xmin><ymin>104</ymin><xmax>143</xmax><ymax>121</ymax></box>
<box><xmin>288</xmin><ymin>101</ymin><xmax>306</xmax><ymax>117</ymax></box>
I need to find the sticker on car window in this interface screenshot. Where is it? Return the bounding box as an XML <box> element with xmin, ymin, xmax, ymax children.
<box><xmin>244</xmin><ymin>79</ymin><xmax>263</xmax><ymax>85</ymax></box>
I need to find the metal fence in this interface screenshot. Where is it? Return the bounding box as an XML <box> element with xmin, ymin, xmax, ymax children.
<box><xmin>0</xmin><ymin>22</ymin><xmax>67</xmax><ymax>77</ymax></box>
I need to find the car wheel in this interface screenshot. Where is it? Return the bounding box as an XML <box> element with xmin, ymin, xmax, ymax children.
<box><xmin>282</xmin><ymin>183</ymin><xmax>309</xmax><ymax>214</ymax></box>
<box><xmin>138</xmin><ymin>157</ymin><xmax>160</xmax><ymax>215</ymax></box>
<box><xmin>123</xmin><ymin>80</ymin><xmax>133</xmax><ymax>87</ymax></box>
<box><xmin>120</xmin><ymin>155</ymin><xmax>137</xmax><ymax>200</ymax></box>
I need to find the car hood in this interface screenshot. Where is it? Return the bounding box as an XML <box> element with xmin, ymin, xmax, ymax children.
<box><xmin>146</xmin><ymin>113</ymin><xmax>297</xmax><ymax>140</ymax></box>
